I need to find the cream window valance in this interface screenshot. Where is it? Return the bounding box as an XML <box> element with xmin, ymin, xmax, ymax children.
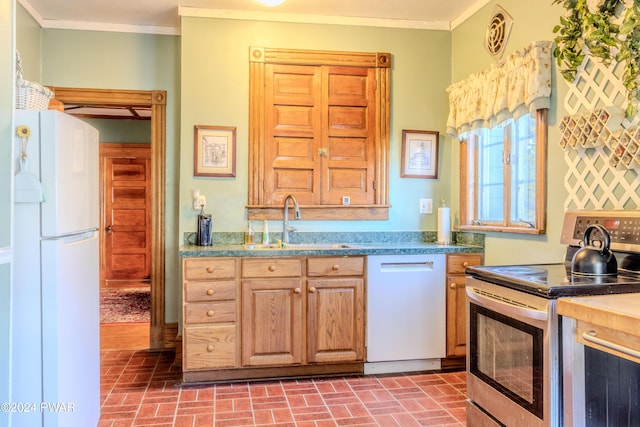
<box><xmin>446</xmin><ymin>40</ymin><xmax>553</xmax><ymax>139</ymax></box>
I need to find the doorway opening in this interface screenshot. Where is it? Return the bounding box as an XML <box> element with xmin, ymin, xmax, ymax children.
<box><xmin>49</xmin><ymin>87</ymin><xmax>169</xmax><ymax>350</ymax></box>
<box><xmin>99</xmin><ymin>143</ymin><xmax>151</xmax><ymax>350</ymax></box>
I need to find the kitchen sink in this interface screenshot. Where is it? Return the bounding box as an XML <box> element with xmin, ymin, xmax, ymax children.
<box><xmin>243</xmin><ymin>243</ymin><xmax>353</xmax><ymax>250</ymax></box>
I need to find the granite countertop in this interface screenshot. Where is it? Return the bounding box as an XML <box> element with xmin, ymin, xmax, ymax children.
<box><xmin>179</xmin><ymin>231</ymin><xmax>484</xmax><ymax>257</ymax></box>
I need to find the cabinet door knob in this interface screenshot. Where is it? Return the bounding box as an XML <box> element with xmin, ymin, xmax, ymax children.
<box><xmin>332</xmin><ymin>264</ymin><xmax>340</xmax><ymax>271</ymax></box>
<box><xmin>206</xmin><ymin>267</ymin><xmax>214</xmax><ymax>273</ymax></box>
<box><xmin>206</xmin><ymin>310</ymin><xmax>214</xmax><ymax>317</ymax></box>
<box><xmin>450</xmin><ymin>283</ymin><xmax>456</xmax><ymax>289</ymax></box>
<box><xmin>294</xmin><ymin>287</ymin><xmax>302</xmax><ymax>294</ymax></box>
<box><xmin>308</xmin><ymin>286</ymin><xmax>317</xmax><ymax>293</ymax></box>
<box><xmin>206</xmin><ymin>345</ymin><xmax>214</xmax><ymax>352</ymax></box>
<box><xmin>206</xmin><ymin>288</ymin><xmax>214</xmax><ymax>296</ymax></box>
<box><xmin>268</xmin><ymin>265</ymin><xmax>276</xmax><ymax>272</ymax></box>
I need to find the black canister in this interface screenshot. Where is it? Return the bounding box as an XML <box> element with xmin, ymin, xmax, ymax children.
<box><xmin>196</xmin><ymin>213</ymin><xmax>212</xmax><ymax>246</ymax></box>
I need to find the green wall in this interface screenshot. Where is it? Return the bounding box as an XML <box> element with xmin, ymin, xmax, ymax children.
<box><xmin>84</xmin><ymin>119</ymin><xmax>151</xmax><ymax>143</ymax></box>
<box><xmin>179</xmin><ymin>18</ymin><xmax>453</xmax><ymax>239</ymax></box>
<box><xmin>450</xmin><ymin>0</ymin><xmax>569</xmax><ymax>265</ymax></box>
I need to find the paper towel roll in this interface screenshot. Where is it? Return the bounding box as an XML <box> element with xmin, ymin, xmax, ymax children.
<box><xmin>437</xmin><ymin>207</ymin><xmax>451</xmax><ymax>244</ymax></box>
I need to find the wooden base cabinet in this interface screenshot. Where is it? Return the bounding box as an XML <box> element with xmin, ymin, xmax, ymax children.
<box><xmin>242</xmin><ymin>257</ymin><xmax>365</xmax><ymax>367</ymax></box>
<box><xmin>182</xmin><ymin>258</ymin><xmax>240</xmax><ymax>373</ymax></box>
<box><xmin>183</xmin><ymin>255</ymin><xmax>365</xmax><ymax>383</ymax></box>
<box><xmin>307</xmin><ymin>257</ymin><xmax>365</xmax><ymax>364</ymax></box>
<box><xmin>445</xmin><ymin>253</ymin><xmax>482</xmax><ymax>358</ymax></box>
<box><xmin>241</xmin><ymin>257</ymin><xmax>303</xmax><ymax>367</ymax></box>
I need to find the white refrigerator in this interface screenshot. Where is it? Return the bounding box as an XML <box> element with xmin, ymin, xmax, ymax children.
<box><xmin>12</xmin><ymin>110</ymin><xmax>100</xmax><ymax>427</ymax></box>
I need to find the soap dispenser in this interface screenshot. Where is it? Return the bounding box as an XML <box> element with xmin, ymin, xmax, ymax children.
<box><xmin>244</xmin><ymin>221</ymin><xmax>255</xmax><ymax>244</ymax></box>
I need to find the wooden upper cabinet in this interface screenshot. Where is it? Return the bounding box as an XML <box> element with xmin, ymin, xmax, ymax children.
<box><xmin>248</xmin><ymin>47</ymin><xmax>391</xmax><ymax>220</ymax></box>
<box><xmin>264</xmin><ymin>64</ymin><xmax>321</xmax><ymax>206</ymax></box>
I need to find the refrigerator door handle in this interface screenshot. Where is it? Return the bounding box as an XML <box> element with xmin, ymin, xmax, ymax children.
<box><xmin>43</xmin><ymin>229</ymin><xmax>98</xmax><ymax>242</ymax></box>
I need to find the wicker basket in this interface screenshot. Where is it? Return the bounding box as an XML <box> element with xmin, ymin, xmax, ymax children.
<box><xmin>16</xmin><ymin>79</ymin><xmax>54</xmax><ymax>111</ymax></box>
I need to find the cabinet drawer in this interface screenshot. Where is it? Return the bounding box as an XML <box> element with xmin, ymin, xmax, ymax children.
<box><xmin>307</xmin><ymin>256</ymin><xmax>364</xmax><ymax>276</ymax></box>
<box><xmin>242</xmin><ymin>258</ymin><xmax>302</xmax><ymax>278</ymax></box>
<box><xmin>185</xmin><ymin>280</ymin><xmax>236</xmax><ymax>302</ymax></box>
<box><xmin>183</xmin><ymin>325</ymin><xmax>237</xmax><ymax>370</ymax></box>
<box><xmin>447</xmin><ymin>254</ymin><xmax>482</xmax><ymax>274</ymax></box>
<box><xmin>185</xmin><ymin>301</ymin><xmax>236</xmax><ymax>324</ymax></box>
<box><xmin>184</xmin><ymin>258</ymin><xmax>236</xmax><ymax>281</ymax></box>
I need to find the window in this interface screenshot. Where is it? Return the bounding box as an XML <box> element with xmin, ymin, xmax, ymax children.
<box><xmin>459</xmin><ymin>109</ymin><xmax>547</xmax><ymax>234</ymax></box>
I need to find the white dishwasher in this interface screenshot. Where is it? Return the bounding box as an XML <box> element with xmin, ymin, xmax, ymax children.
<box><xmin>365</xmin><ymin>254</ymin><xmax>446</xmax><ymax>374</ymax></box>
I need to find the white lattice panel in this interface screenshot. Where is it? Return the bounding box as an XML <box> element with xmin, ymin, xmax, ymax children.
<box><xmin>562</xmin><ymin>56</ymin><xmax>640</xmax><ymax>211</ymax></box>
<box><xmin>565</xmin><ymin>57</ymin><xmax>640</xmax><ymax>127</ymax></box>
<box><xmin>563</xmin><ymin>148</ymin><xmax>640</xmax><ymax>210</ymax></box>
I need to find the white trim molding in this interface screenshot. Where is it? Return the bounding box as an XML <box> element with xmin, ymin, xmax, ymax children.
<box><xmin>179</xmin><ymin>7</ymin><xmax>450</xmax><ymax>30</ymax></box>
<box><xmin>18</xmin><ymin>0</ymin><xmax>491</xmax><ymax>35</ymax></box>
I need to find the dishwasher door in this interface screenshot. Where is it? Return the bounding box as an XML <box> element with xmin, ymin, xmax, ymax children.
<box><xmin>366</xmin><ymin>254</ymin><xmax>446</xmax><ymax>365</ymax></box>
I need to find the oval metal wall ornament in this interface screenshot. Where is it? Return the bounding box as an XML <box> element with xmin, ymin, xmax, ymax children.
<box><xmin>485</xmin><ymin>5</ymin><xmax>513</xmax><ymax>59</ymax></box>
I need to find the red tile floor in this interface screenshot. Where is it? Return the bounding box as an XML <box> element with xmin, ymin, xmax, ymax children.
<box><xmin>98</xmin><ymin>350</ymin><xmax>467</xmax><ymax>426</ymax></box>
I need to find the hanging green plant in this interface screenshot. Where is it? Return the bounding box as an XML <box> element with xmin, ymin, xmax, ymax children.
<box><xmin>552</xmin><ymin>0</ymin><xmax>640</xmax><ymax>116</ymax></box>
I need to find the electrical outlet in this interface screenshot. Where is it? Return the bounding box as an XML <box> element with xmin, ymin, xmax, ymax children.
<box><xmin>419</xmin><ymin>198</ymin><xmax>432</xmax><ymax>214</ymax></box>
<box><xmin>193</xmin><ymin>195</ymin><xmax>206</xmax><ymax>211</ymax></box>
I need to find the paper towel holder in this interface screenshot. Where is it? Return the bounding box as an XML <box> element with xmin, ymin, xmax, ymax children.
<box><xmin>437</xmin><ymin>198</ymin><xmax>451</xmax><ymax>245</ymax></box>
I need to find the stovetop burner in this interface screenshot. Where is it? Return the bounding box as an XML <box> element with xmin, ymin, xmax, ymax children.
<box><xmin>467</xmin><ymin>211</ymin><xmax>640</xmax><ymax>298</ymax></box>
<box><xmin>467</xmin><ymin>263</ymin><xmax>640</xmax><ymax>298</ymax></box>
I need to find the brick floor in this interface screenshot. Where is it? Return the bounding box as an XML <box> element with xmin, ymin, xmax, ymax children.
<box><xmin>98</xmin><ymin>350</ymin><xmax>466</xmax><ymax>426</ymax></box>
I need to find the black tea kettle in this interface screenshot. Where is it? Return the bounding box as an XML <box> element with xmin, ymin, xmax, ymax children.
<box><xmin>571</xmin><ymin>224</ymin><xmax>617</xmax><ymax>276</ymax></box>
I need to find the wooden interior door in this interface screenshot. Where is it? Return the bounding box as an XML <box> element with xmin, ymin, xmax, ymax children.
<box><xmin>100</xmin><ymin>143</ymin><xmax>151</xmax><ymax>288</ymax></box>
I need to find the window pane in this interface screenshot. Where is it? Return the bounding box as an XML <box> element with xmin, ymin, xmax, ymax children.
<box><xmin>478</xmin><ymin>127</ymin><xmax>504</xmax><ymax>221</ymax></box>
<box><xmin>510</xmin><ymin>115</ymin><xmax>536</xmax><ymax>224</ymax></box>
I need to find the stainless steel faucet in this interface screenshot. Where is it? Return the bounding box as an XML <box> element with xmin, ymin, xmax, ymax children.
<box><xmin>283</xmin><ymin>194</ymin><xmax>301</xmax><ymax>244</ymax></box>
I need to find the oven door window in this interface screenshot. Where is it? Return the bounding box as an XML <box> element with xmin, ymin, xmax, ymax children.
<box><xmin>470</xmin><ymin>302</ymin><xmax>544</xmax><ymax>419</ymax></box>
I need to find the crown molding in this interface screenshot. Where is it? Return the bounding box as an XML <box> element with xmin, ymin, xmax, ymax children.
<box><xmin>450</xmin><ymin>0</ymin><xmax>492</xmax><ymax>30</ymax></box>
<box><xmin>41</xmin><ymin>19</ymin><xmax>179</xmax><ymax>35</ymax></box>
<box><xmin>18</xmin><ymin>0</ymin><xmax>490</xmax><ymax>35</ymax></box>
<box><xmin>179</xmin><ymin>7</ymin><xmax>450</xmax><ymax>31</ymax></box>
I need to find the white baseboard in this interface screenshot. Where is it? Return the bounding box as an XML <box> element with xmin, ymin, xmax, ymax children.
<box><xmin>364</xmin><ymin>359</ymin><xmax>441</xmax><ymax>375</ymax></box>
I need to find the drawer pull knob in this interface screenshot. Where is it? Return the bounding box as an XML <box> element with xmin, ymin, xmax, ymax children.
<box><xmin>332</xmin><ymin>264</ymin><xmax>340</xmax><ymax>271</ymax></box>
<box><xmin>309</xmin><ymin>286</ymin><xmax>317</xmax><ymax>293</ymax></box>
<box><xmin>207</xmin><ymin>310</ymin><xmax>214</xmax><ymax>317</ymax></box>
<box><xmin>450</xmin><ymin>283</ymin><xmax>456</xmax><ymax>289</ymax></box>
<box><xmin>206</xmin><ymin>289</ymin><xmax>214</xmax><ymax>296</ymax></box>
<box><xmin>206</xmin><ymin>345</ymin><xmax>214</xmax><ymax>352</ymax></box>
<box><xmin>268</xmin><ymin>265</ymin><xmax>276</xmax><ymax>272</ymax></box>
<box><xmin>206</xmin><ymin>267</ymin><xmax>214</xmax><ymax>273</ymax></box>
<box><xmin>462</xmin><ymin>261</ymin><xmax>469</xmax><ymax>267</ymax></box>
<box><xmin>294</xmin><ymin>287</ymin><xmax>302</xmax><ymax>294</ymax></box>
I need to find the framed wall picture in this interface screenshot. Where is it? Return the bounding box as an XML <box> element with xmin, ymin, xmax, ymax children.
<box><xmin>401</xmin><ymin>129</ymin><xmax>439</xmax><ymax>179</ymax></box>
<box><xmin>193</xmin><ymin>125</ymin><xmax>236</xmax><ymax>177</ymax></box>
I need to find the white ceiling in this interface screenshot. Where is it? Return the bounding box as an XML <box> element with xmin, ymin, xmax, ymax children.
<box><xmin>20</xmin><ymin>0</ymin><xmax>491</xmax><ymax>34</ymax></box>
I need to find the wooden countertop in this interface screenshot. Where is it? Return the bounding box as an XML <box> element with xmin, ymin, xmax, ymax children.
<box><xmin>558</xmin><ymin>294</ymin><xmax>640</xmax><ymax>337</ymax></box>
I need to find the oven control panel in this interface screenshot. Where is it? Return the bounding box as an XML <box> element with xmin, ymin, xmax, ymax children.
<box><xmin>561</xmin><ymin>210</ymin><xmax>640</xmax><ymax>251</ymax></box>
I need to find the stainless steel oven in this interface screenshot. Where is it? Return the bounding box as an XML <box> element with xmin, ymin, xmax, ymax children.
<box><xmin>465</xmin><ymin>210</ymin><xmax>640</xmax><ymax>427</ymax></box>
<box><xmin>466</xmin><ymin>277</ymin><xmax>559</xmax><ymax>427</ymax></box>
